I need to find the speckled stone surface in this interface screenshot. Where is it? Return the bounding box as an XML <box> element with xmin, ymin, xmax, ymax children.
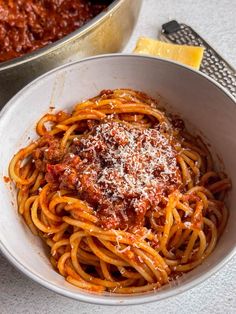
<box><xmin>1</xmin><ymin>0</ymin><xmax>236</xmax><ymax>313</ymax></box>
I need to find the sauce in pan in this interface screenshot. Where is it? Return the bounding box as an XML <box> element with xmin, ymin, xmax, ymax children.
<box><xmin>0</xmin><ymin>0</ymin><xmax>110</xmax><ymax>62</ymax></box>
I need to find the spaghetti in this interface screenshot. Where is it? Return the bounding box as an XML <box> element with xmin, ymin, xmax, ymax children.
<box><xmin>9</xmin><ymin>89</ymin><xmax>231</xmax><ymax>294</ymax></box>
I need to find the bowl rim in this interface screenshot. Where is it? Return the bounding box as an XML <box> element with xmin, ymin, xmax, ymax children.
<box><xmin>0</xmin><ymin>0</ymin><xmax>126</xmax><ymax>71</ymax></box>
<box><xmin>0</xmin><ymin>53</ymin><xmax>236</xmax><ymax>305</ymax></box>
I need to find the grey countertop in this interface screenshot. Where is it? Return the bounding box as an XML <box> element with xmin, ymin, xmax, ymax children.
<box><xmin>1</xmin><ymin>0</ymin><xmax>236</xmax><ymax>313</ymax></box>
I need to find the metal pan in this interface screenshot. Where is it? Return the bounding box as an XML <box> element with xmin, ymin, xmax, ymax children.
<box><xmin>0</xmin><ymin>0</ymin><xmax>142</xmax><ymax>106</ymax></box>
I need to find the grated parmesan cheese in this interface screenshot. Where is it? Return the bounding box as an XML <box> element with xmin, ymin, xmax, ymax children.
<box><xmin>66</xmin><ymin>121</ymin><xmax>180</xmax><ymax>229</ymax></box>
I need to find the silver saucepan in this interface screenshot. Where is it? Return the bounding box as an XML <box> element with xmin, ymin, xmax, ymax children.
<box><xmin>0</xmin><ymin>0</ymin><xmax>142</xmax><ymax>106</ymax></box>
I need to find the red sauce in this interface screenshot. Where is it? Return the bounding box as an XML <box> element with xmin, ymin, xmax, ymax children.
<box><xmin>0</xmin><ymin>0</ymin><xmax>110</xmax><ymax>62</ymax></box>
<box><xmin>34</xmin><ymin>121</ymin><xmax>181</xmax><ymax>231</ymax></box>
<box><xmin>3</xmin><ymin>175</ymin><xmax>10</xmax><ymax>183</ymax></box>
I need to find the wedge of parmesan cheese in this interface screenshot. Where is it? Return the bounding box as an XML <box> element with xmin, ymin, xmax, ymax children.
<box><xmin>133</xmin><ymin>37</ymin><xmax>204</xmax><ymax>70</ymax></box>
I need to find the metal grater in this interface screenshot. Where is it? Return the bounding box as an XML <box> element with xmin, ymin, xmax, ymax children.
<box><xmin>160</xmin><ymin>20</ymin><xmax>236</xmax><ymax>98</ymax></box>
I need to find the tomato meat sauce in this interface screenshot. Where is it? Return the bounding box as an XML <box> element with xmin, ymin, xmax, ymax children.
<box><xmin>0</xmin><ymin>0</ymin><xmax>110</xmax><ymax>62</ymax></box>
<box><xmin>33</xmin><ymin>120</ymin><xmax>181</xmax><ymax>231</ymax></box>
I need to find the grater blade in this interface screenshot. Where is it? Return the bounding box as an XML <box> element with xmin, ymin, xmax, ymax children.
<box><xmin>160</xmin><ymin>20</ymin><xmax>236</xmax><ymax>98</ymax></box>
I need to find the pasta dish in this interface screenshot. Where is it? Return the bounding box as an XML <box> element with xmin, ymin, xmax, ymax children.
<box><xmin>9</xmin><ymin>89</ymin><xmax>231</xmax><ymax>294</ymax></box>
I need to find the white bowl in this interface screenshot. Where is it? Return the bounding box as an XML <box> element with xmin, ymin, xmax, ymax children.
<box><xmin>0</xmin><ymin>54</ymin><xmax>235</xmax><ymax>305</ymax></box>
